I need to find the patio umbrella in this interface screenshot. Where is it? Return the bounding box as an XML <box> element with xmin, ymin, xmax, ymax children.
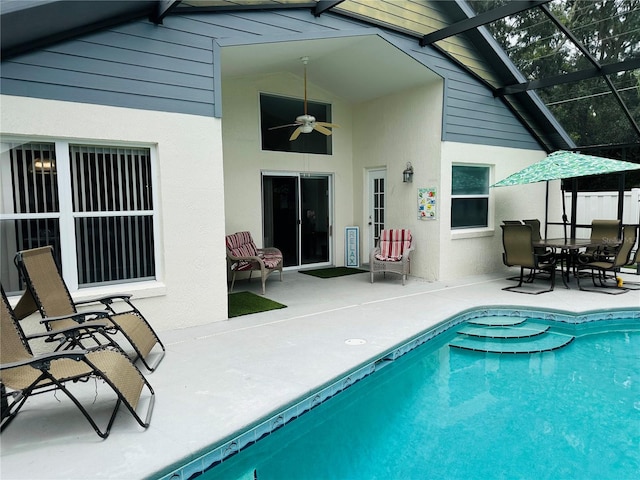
<box><xmin>492</xmin><ymin>150</ymin><xmax>640</xmax><ymax>238</ymax></box>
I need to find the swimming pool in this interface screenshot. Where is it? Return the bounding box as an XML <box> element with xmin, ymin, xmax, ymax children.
<box><xmin>158</xmin><ymin>307</ymin><xmax>639</xmax><ymax>480</ymax></box>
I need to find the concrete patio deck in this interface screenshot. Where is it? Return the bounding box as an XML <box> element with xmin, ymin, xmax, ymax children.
<box><xmin>1</xmin><ymin>268</ymin><xmax>638</xmax><ymax>479</ymax></box>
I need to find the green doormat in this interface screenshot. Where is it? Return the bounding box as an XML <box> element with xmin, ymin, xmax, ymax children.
<box><xmin>300</xmin><ymin>267</ymin><xmax>368</xmax><ymax>279</ymax></box>
<box><xmin>228</xmin><ymin>291</ymin><xmax>287</xmax><ymax>318</ymax></box>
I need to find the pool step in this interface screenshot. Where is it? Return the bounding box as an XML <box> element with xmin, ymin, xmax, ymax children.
<box><xmin>458</xmin><ymin>322</ymin><xmax>549</xmax><ymax>339</ymax></box>
<box><xmin>467</xmin><ymin>316</ymin><xmax>527</xmax><ymax>327</ymax></box>
<box><xmin>450</xmin><ymin>317</ymin><xmax>574</xmax><ymax>354</ymax></box>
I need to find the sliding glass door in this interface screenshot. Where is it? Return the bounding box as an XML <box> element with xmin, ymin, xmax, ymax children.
<box><xmin>262</xmin><ymin>173</ymin><xmax>331</xmax><ymax>268</ymax></box>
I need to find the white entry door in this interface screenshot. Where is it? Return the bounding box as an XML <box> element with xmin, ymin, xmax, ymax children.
<box><xmin>367</xmin><ymin>168</ymin><xmax>386</xmax><ymax>253</ymax></box>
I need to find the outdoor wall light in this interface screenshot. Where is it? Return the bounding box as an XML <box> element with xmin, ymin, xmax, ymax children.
<box><xmin>402</xmin><ymin>162</ymin><xmax>414</xmax><ymax>183</ymax></box>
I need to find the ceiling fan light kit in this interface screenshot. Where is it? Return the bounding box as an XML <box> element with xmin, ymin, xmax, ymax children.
<box><xmin>269</xmin><ymin>56</ymin><xmax>339</xmax><ymax>141</ymax></box>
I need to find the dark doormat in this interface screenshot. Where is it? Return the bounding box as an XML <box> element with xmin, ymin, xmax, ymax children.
<box><xmin>300</xmin><ymin>267</ymin><xmax>368</xmax><ymax>279</ymax></box>
<box><xmin>228</xmin><ymin>291</ymin><xmax>287</xmax><ymax>318</ymax></box>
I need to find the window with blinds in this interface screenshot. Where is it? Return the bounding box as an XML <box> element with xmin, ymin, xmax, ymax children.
<box><xmin>0</xmin><ymin>141</ymin><xmax>156</xmax><ymax>293</ymax></box>
<box><xmin>69</xmin><ymin>145</ymin><xmax>155</xmax><ymax>285</ymax></box>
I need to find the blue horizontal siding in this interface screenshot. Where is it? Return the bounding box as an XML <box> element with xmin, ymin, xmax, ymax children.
<box><xmin>0</xmin><ymin>8</ymin><xmax>541</xmax><ymax>150</ymax></box>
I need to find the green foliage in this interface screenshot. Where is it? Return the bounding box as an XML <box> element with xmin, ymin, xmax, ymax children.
<box><xmin>467</xmin><ymin>0</ymin><xmax>640</xmax><ymax>150</ymax></box>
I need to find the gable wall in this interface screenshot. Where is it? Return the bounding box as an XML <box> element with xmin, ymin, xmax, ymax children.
<box><xmin>0</xmin><ymin>9</ymin><xmax>542</xmax><ymax>151</ymax></box>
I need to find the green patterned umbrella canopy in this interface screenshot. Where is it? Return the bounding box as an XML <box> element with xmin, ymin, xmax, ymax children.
<box><xmin>492</xmin><ymin>151</ymin><xmax>640</xmax><ymax>187</ymax></box>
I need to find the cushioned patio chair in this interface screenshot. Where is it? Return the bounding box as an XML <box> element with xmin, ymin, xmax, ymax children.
<box><xmin>0</xmin><ymin>286</ymin><xmax>154</xmax><ymax>438</ymax></box>
<box><xmin>501</xmin><ymin>223</ymin><xmax>556</xmax><ymax>294</ymax></box>
<box><xmin>576</xmin><ymin>225</ymin><xmax>637</xmax><ymax>295</ymax></box>
<box><xmin>370</xmin><ymin>229</ymin><xmax>414</xmax><ymax>285</ymax></box>
<box><xmin>13</xmin><ymin>246</ymin><xmax>165</xmax><ymax>372</ymax></box>
<box><xmin>225</xmin><ymin>231</ymin><xmax>283</xmax><ymax>294</ymax></box>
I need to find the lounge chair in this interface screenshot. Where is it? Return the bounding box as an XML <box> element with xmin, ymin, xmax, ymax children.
<box><xmin>576</xmin><ymin>225</ymin><xmax>637</xmax><ymax>294</ymax></box>
<box><xmin>13</xmin><ymin>246</ymin><xmax>165</xmax><ymax>372</ymax></box>
<box><xmin>501</xmin><ymin>223</ymin><xmax>556</xmax><ymax>294</ymax></box>
<box><xmin>370</xmin><ymin>229</ymin><xmax>414</xmax><ymax>285</ymax></box>
<box><xmin>225</xmin><ymin>231</ymin><xmax>283</xmax><ymax>294</ymax></box>
<box><xmin>0</xmin><ymin>286</ymin><xmax>154</xmax><ymax>438</ymax></box>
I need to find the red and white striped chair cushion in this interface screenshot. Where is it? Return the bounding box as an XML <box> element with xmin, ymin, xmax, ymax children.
<box><xmin>375</xmin><ymin>229</ymin><xmax>412</xmax><ymax>262</ymax></box>
<box><xmin>225</xmin><ymin>231</ymin><xmax>282</xmax><ymax>271</ymax></box>
<box><xmin>226</xmin><ymin>231</ymin><xmax>259</xmax><ymax>271</ymax></box>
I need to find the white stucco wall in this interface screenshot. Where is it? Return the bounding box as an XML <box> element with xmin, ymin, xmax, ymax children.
<box><xmin>352</xmin><ymin>82</ymin><xmax>444</xmax><ymax>281</ymax></box>
<box><xmin>221</xmin><ymin>72</ymin><xmax>354</xmax><ymax>266</ymax></box>
<box><xmin>439</xmin><ymin>142</ymin><xmax>548</xmax><ymax>281</ymax></box>
<box><xmin>0</xmin><ymin>95</ymin><xmax>228</xmax><ymax>330</ymax></box>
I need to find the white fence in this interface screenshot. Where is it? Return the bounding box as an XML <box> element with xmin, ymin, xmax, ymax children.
<box><xmin>563</xmin><ymin>188</ymin><xmax>639</xmax><ymax>271</ymax></box>
<box><xmin>563</xmin><ymin>188</ymin><xmax>640</xmax><ymax>235</ymax></box>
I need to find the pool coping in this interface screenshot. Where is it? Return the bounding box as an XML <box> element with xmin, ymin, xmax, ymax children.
<box><xmin>154</xmin><ymin>305</ymin><xmax>640</xmax><ymax>480</ymax></box>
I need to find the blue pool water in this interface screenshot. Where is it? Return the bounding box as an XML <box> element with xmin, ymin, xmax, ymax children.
<box><xmin>170</xmin><ymin>314</ymin><xmax>640</xmax><ymax>480</ymax></box>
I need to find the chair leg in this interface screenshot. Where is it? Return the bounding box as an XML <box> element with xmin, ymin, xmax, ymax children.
<box><xmin>229</xmin><ymin>272</ymin><xmax>237</xmax><ymax>293</ymax></box>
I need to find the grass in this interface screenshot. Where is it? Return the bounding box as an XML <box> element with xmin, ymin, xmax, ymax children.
<box><xmin>228</xmin><ymin>291</ymin><xmax>287</xmax><ymax>318</ymax></box>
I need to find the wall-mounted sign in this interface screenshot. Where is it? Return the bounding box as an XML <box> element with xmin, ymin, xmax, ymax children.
<box><xmin>345</xmin><ymin>226</ymin><xmax>360</xmax><ymax>267</ymax></box>
<box><xmin>418</xmin><ymin>187</ymin><xmax>437</xmax><ymax>220</ymax></box>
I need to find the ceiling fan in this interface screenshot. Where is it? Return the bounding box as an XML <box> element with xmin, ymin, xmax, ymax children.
<box><xmin>269</xmin><ymin>56</ymin><xmax>339</xmax><ymax>141</ymax></box>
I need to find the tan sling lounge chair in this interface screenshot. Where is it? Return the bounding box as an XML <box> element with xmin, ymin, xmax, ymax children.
<box><xmin>1</xmin><ymin>286</ymin><xmax>154</xmax><ymax>438</ymax></box>
<box><xmin>13</xmin><ymin>246</ymin><xmax>165</xmax><ymax>372</ymax></box>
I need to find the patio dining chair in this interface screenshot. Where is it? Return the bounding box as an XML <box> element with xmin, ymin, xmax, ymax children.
<box><xmin>578</xmin><ymin>219</ymin><xmax>621</xmax><ymax>264</ymax></box>
<box><xmin>501</xmin><ymin>223</ymin><xmax>556</xmax><ymax>294</ymax></box>
<box><xmin>13</xmin><ymin>246</ymin><xmax>165</xmax><ymax>372</ymax></box>
<box><xmin>370</xmin><ymin>229</ymin><xmax>414</xmax><ymax>285</ymax></box>
<box><xmin>576</xmin><ymin>225</ymin><xmax>637</xmax><ymax>295</ymax></box>
<box><xmin>1</xmin><ymin>286</ymin><xmax>155</xmax><ymax>438</ymax></box>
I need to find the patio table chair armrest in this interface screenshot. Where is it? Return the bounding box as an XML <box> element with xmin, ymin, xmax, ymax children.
<box><xmin>535</xmin><ymin>250</ymin><xmax>556</xmax><ymax>264</ymax></box>
<box><xmin>0</xmin><ymin>350</ymin><xmax>89</xmax><ymax>371</ymax></box>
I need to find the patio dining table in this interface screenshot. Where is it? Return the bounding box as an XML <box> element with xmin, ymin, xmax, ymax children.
<box><xmin>535</xmin><ymin>237</ymin><xmax>619</xmax><ymax>288</ymax></box>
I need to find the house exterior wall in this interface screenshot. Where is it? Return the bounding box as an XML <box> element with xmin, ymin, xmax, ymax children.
<box><xmin>221</xmin><ymin>72</ymin><xmax>354</xmax><ymax>266</ymax></box>
<box><xmin>440</xmin><ymin>142</ymin><xmax>549</xmax><ymax>281</ymax></box>
<box><xmin>0</xmin><ymin>7</ymin><xmax>550</xmax><ymax>327</ymax></box>
<box><xmin>0</xmin><ymin>94</ymin><xmax>228</xmax><ymax>330</ymax></box>
<box><xmin>352</xmin><ymin>83</ymin><xmax>444</xmax><ymax>280</ymax></box>
<box><xmin>0</xmin><ymin>9</ymin><xmax>541</xmax><ymax>151</ymax></box>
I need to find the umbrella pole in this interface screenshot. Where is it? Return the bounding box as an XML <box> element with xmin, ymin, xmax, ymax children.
<box><xmin>570</xmin><ymin>178</ymin><xmax>578</xmax><ymax>239</ymax></box>
<box><xmin>562</xmin><ymin>185</ymin><xmax>567</xmax><ymax>242</ymax></box>
<box><xmin>544</xmin><ymin>181</ymin><xmax>549</xmax><ymax>239</ymax></box>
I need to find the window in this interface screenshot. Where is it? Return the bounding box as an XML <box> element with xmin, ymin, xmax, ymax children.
<box><xmin>0</xmin><ymin>140</ymin><xmax>157</xmax><ymax>293</ymax></box>
<box><xmin>260</xmin><ymin>93</ymin><xmax>333</xmax><ymax>155</ymax></box>
<box><xmin>451</xmin><ymin>165</ymin><xmax>490</xmax><ymax>229</ymax></box>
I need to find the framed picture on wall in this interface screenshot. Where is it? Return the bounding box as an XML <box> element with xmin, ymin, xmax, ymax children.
<box><xmin>418</xmin><ymin>187</ymin><xmax>437</xmax><ymax>220</ymax></box>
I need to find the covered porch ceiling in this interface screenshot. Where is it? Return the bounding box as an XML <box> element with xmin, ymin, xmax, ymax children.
<box><xmin>220</xmin><ymin>35</ymin><xmax>442</xmax><ymax>104</ymax></box>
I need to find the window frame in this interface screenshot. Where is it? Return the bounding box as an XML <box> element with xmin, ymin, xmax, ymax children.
<box><xmin>450</xmin><ymin>163</ymin><xmax>494</xmax><ymax>237</ymax></box>
<box><xmin>0</xmin><ymin>136</ymin><xmax>161</xmax><ymax>293</ymax></box>
<box><xmin>259</xmin><ymin>92</ymin><xmax>334</xmax><ymax>155</ymax></box>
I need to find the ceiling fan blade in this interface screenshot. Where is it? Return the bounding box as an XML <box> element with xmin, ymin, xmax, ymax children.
<box><xmin>315</xmin><ymin>122</ymin><xmax>340</xmax><ymax>128</ymax></box>
<box><xmin>289</xmin><ymin>126</ymin><xmax>303</xmax><ymax>141</ymax></box>
<box><xmin>269</xmin><ymin>123</ymin><xmax>299</xmax><ymax>131</ymax></box>
<box><xmin>313</xmin><ymin>124</ymin><xmax>333</xmax><ymax>136</ymax></box>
